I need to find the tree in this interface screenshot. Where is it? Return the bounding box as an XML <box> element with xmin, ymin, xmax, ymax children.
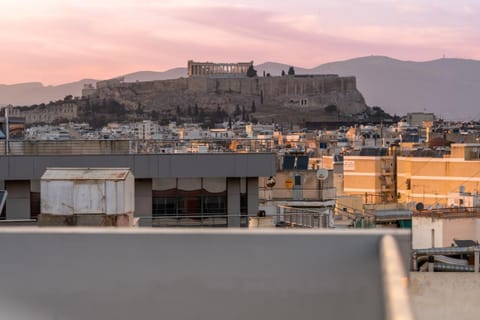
<box><xmin>246</xmin><ymin>65</ymin><xmax>257</xmax><ymax>77</ymax></box>
<box><xmin>288</xmin><ymin>66</ymin><xmax>295</xmax><ymax>75</ymax></box>
<box><xmin>281</xmin><ymin>70</ymin><xmax>286</xmax><ymax>76</ymax></box>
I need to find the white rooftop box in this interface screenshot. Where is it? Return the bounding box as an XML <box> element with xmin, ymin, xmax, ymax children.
<box><xmin>41</xmin><ymin>168</ymin><xmax>135</xmax><ymax>215</ymax></box>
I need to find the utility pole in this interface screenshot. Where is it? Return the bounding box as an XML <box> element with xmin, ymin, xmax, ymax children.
<box><xmin>5</xmin><ymin>107</ymin><xmax>9</xmax><ymax>155</ymax></box>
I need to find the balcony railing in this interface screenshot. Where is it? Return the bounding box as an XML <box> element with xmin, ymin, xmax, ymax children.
<box><xmin>259</xmin><ymin>187</ymin><xmax>337</xmax><ymax>201</ymax></box>
<box><xmin>0</xmin><ymin>138</ymin><xmax>275</xmax><ymax>156</ymax></box>
<box><xmin>139</xmin><ymin>214</ymin><xmax>249</xmax><ymax>228</ymax></box>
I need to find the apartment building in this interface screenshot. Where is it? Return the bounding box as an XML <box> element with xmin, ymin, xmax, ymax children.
<box><xmin>342</xmin><ymin>148</ymin><xmax>396</xmax><ymax>204</ymax></box>
<box><xmin>397</xmin><ymin>144</ymin><xmax>480</xmax><ymax>207</ymax></box>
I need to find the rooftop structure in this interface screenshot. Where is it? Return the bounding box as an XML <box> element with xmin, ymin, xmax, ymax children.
<box><xmin>39</xmin><ymin>168</ymin><xmax>135</xmax><ymax>226</ymax></box>
<box><xmin>412</xmin><ymin>207</ymin><xmax>480</xmax><ymax>249</ymax></box>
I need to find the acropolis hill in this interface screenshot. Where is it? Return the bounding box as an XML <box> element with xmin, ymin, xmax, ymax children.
<box><xmin>82</xmin><ymin>61</ymin><xmax>368</xmax><ymax>124</ymax></box>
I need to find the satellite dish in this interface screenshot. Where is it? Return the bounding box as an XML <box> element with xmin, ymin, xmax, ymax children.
<box><xmin>316</xmin><ymin>168</ymin><xmax>329</xmax><ymax>181</ymax></box>
<box><xmin>415</xmin><ymin>202</ymin><xmax>424</xmax><ymax>211</ymax></box>
<box><xmin>266</xmin><ymin>176</ymin><xmax>276</xmax><ymax>188</ymax></box>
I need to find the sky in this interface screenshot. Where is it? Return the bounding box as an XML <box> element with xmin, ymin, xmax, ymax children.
<box><xmin>1</xmin><ymin>0</ymin><xmax>479</xmax><ymax>85</ymax></box>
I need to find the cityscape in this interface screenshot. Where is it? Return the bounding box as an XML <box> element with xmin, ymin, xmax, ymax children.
<box><xmin>1</xmin><ymin>1</ymin><xmax>480</xmax><ymax>320</ymax></box>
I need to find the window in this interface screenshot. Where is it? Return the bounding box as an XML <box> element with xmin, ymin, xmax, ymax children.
<box><xmin>240</xmin><ymin>194</ymin><xmax>248</xmax><ymax>216</ymax></box>
<box><xmin>294</xmin><ymin>175</ymin><xmax>302</xmax><ymax>186</ymax></box>
<box><xmin>204</xmin><ymin>196</ymin><xmax>225</xmax><ymax>215</ymax></box>
<box><xmin>177</xmin><ymin>197</ymin><xmax>201</xmax><ymax>216</ymax></box>
<box><xmin>152</xmin><ymin>197</ymin><xmax>177</xmax><ymax>216</ymax></box>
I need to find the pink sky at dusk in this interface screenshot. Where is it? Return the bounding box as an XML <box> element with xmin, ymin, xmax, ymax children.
<box><xmin>1</xmin><ymin>0</ymin><xmax>479</xmax><ymax>85</ymax></box>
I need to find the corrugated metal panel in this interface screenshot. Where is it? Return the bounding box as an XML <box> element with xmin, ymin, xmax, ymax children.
<box><xmin>40</xmin><ymin>168</ymin><xmax>134</xmax><ymax>215</ymax></box>
<box><xmin>41</xmin><ymin>181</ymin><xmax>74</xmax><ymax>215</ymax></box>
<box><xmin>124</xmin><ymin>174</ymin><xmax>135</xmax><ymax>213</ymax></box>
<box><xmin>73</xmin><ymin>182</ymin><xmax>106</xmax><ymax>214</ymax></box>
<box><xmin>41</xmin><ymin>168</ymin><xmax>130</xmax><ymax>181</ymax></box>
<box><xmin>106</xmin><ymin>180</ymin><xmax>126</xmax><ymax>214</ymax></box>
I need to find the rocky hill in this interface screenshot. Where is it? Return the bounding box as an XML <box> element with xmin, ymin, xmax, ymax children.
<box><xmin>85</xmin><ymin>74</ymin><xmax>367</xmax><ymax>125</ymax></box>
<box><xmin>4</xmin><ymin>56</ymin><xmax>479</xmax><ymax>120</ymax></box>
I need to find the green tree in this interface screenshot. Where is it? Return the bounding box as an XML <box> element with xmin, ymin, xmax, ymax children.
<box><xmin>288</xmin><ymin>66</ymin><xmax>295</xmax><ymax>75</ymax></box>
<box><xmin>246</xmin><ymin>65</ymin><xmax>257</xmax><ymax>77</ymax></box>
<box><xmin>281</xmin><ymin>70</ymin><xmax>286</xmax><ymax>76</ymax></box>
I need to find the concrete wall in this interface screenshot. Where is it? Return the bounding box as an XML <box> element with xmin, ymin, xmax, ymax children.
<box><xmin>0</xmin><ymin>228</ymin><xmax>410</xmax><ymax>320</ymax></box>
<box><xmin>413</xmin><ymin>216</ymin><xmax>480</xmax><ymax>249</ymax></box>
<box><xmin>259</xmin><ymin>170</ymin><xmax>335</xmax><ymax>201</ymax></box>
<box><xmin>410</xmin><ymin>272</ymin><xmax>480</xmax><ymax>320</ymax></box>
<box><xmin>0</xmin><ymin>153</ymin><xmax>275</xmax><ymax>180</ymax></box>
<box><xmin>442</xmin><ymin>218</ymin><xmax>480</xmax><ymax>246</ymax></box>
<box><xmin>412</xmin><ymin>216</ymin><xmax>443</xmax><ymax>249</ymax></box>
<box><xmin>227</xmin><ymin>178</ymin><xmax>241</xmax><ymax>227</ymax></box>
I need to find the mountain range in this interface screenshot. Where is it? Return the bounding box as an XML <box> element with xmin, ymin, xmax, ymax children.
<box><xmin>1</xmin><ymin>56</ymin><xmax>479</xmax><ymax>120</ymax></box>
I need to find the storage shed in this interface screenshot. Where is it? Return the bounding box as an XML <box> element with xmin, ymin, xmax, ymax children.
<box><xmin>40</xmin><ymin>168</ymin><xmax>134</xmax><ymax>216</ymax></box>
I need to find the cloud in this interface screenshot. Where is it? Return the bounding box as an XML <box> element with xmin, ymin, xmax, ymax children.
<box><xmin>1</xmin><ymin>1</ymin><xmax>480</xmax><ymax>84</ymax></box>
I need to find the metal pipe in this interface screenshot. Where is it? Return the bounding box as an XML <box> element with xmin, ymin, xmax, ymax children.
<box><xmin>414</xmin><ymin>246</ymin><xmax>479</xmax><ymax>256</ymax></box>
<box><xmin>433</xmin><ymin>263</ymin><xmax>474</xmax><ymax>272</ymax></box>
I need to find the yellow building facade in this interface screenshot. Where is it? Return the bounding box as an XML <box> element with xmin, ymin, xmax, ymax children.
<box><xmin>397</xmin><ymin>144</ymin><xmax>480</xmax><ymax>207</ymax></box>
<box><xmin>343</xmin><ymin>155</ymin><xmax>395</xmax><ymax>204</ymax></box>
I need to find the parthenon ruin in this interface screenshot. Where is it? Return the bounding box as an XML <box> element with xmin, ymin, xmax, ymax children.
<box><xmin>187</xmin><ymin>60</ymin><xmax>253</xmax><ymax>77</ymax></box>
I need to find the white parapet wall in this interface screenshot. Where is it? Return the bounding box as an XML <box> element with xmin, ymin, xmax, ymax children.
<box><xmin>0</xmin><ymin>228</ymin><xmax>410</xmax><ymax>320</ymax></box>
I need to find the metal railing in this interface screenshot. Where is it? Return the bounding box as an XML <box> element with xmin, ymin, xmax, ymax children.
<box><xmin>138</xmin><ymin>214</ymin><xmax>249</xmax><ymax>228</ymax></box>
<box><xmin>275</xmin><ymin>206</ymin><xmax>332</xmax><ymax>228</ymax></box>
<box><xmin>259</xmin><ymin>187</ymin><xmax>336</xmax><ymax>201</ymax></box>
<box><xmin>0</xmin><ymin>138</ymin><xmax>276</xmax><ymax>156</ymax></box>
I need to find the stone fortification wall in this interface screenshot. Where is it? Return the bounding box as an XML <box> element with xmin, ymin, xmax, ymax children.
<box><xmin>8</xmin><ymin>103</ymin><xmax>78</xmax><ymax>124</ymax></box>
<box><xmin>89</xmin><ymin>75</ymin><xmax>367</xmax><ymax>120</ymax></box>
